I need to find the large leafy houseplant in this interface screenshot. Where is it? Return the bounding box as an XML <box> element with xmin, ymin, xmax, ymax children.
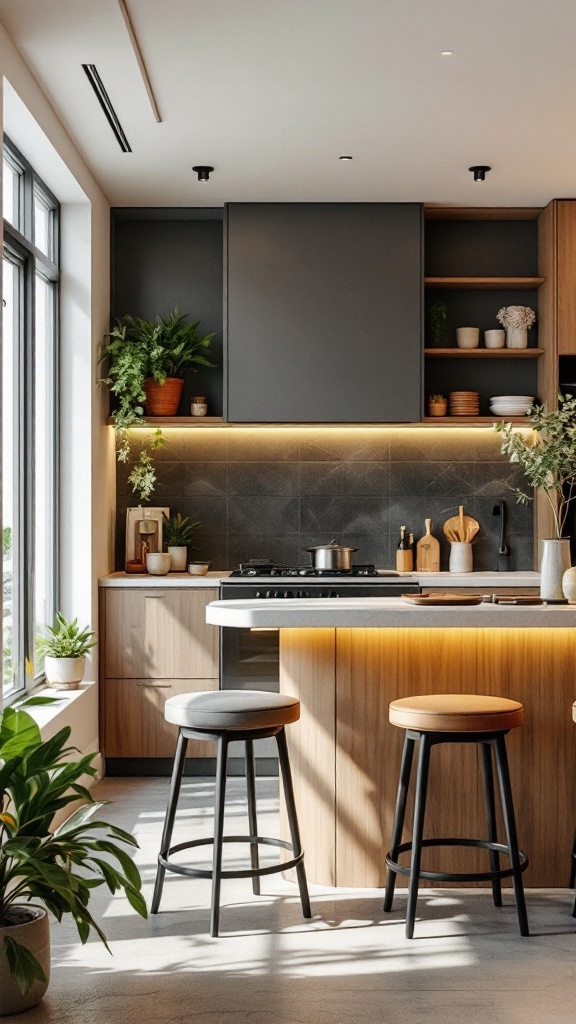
<box><xmin>0</xmin><ymin>698</ymin><xmax>147</xmax><ymax>1009</ymax></box>
<box><xmin>99</xmin><ymin>308</ymin><xmax>216</xmax><ymax>501</ymax></box>
<box><xmin>495</xmin><ymin>393</ymin><xmax>576</xmax><ymax>538</ymax></box>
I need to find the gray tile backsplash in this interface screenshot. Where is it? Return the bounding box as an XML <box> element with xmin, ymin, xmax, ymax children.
<box><xmin>116</xmin><ymin>429</ymin><xmax>534</xmax><ymax>571</ymax></box>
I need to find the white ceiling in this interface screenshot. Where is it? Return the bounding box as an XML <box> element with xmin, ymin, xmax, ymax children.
<box><xmin>1</xmin><ymin>0</ymin><xmax>575</xmax><ymax>208</ymax></box>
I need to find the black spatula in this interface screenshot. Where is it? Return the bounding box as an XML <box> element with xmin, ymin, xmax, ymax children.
<box><xmin>493</xmin><ymin>499</ymin><xmax>511</xmax><ymax>571</ymax></box>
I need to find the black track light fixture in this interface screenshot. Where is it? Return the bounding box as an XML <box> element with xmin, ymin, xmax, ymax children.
<box><xmin>192</xmin><ymin>165</ymin><xmax>214</xmax><ymax>182</ymax></box>
<box><xmin>469</xmin><ymin>165</ymin><xmax>491</xmax><ymax>182</ymax></box>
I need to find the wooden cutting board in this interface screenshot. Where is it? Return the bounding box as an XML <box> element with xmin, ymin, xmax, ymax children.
<box><xmin>416</xmin><ymin>518</ymin><xmax>440</xmax><ymax>572</ymax></box>
<box><xmin>402</xmin><ymin>593</ymin><xmax>483</xmax><ymax>606</ymax></box>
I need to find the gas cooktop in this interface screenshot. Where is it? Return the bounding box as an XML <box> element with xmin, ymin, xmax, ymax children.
<box><xmin>229</xmin><ymin>562</ymin><xmax>399</xmax><ymax>578</ymax></box>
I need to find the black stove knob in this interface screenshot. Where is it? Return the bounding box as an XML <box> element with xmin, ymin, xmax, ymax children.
<box><xmin>255</xmin><ymin>591</ymin><xmax>264</xmax><ymax>598</ymax></box>
<box><xmin>329</xmin><ymin>590</ymin><xmax>339</xmax><ymax>598</ymax></box>
<box><xmin>247</xmin><ymin>568</ymin><xmax>257</xmax><ymax>575</ymax></box>
<box><xmin>296</xmin><ymin>590</ymin><xmax>306</xmax><ymax>598</ymax></box>
<box><xmin>274</xmin><ymin>589</ymin><xmax>286</xmax><ymax>598</ymax></box>
<box><xmin>285</xmin><ymin>590</ymin><xmax>294</xmax><ymax>598</ymax></box>
<box><xmin>265</xmin><ymin>590</ymin><xmax>273</xmax><ymax>599</ymax></box>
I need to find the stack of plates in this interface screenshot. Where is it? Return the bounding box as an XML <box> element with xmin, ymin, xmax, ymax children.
<box><xmin>449</xmin><ymin>391</ymin><xmax>480</xmax><ymax>416</ymax></box>
<box><xmin>489</xmin><ymin>395</ymin><xmax>534</xmax><ymax>416</ymax></box>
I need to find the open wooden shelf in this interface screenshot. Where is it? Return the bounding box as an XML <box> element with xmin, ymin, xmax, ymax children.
<box><xmin>424</xmin><ymin>206</ymin><xmax>542</xmax><ymax>221</ymax></box>
<box><xmin>423</xmin><ymin>416</ymin><xmax>531</xmax><ymax>425</ymax></box>
<box><xmin>107</xmin><ymin>416</ymin><xmax>225</xmax><ymax>427</ymax></box>
<box><xmin>425</xmin><ymin>276</ymin><xmax>545</xmax><ymax>289</ymax></box>
<box><xmin>425</xmin><ymin>348</ymin><xmax>544</xmax><ymax>358</ymax></box>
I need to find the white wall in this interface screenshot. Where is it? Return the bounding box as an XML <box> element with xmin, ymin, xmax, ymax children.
<box><xmin>0</xmin><ymin>21</ymin><xmax>113</xmax><ymax>767</ymax></box>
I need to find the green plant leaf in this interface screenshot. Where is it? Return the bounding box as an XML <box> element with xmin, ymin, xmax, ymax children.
<box><xmin>3</xmin><ymin>936</ymin><xmax>47</xmax><ymax>998</ymax></box>
<box><xmin>0</xmin><ymin>708</ymin><xmax>42</xmax><ymax>760</ymax></box>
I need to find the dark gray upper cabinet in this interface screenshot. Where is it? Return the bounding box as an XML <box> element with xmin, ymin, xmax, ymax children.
<box><xmin>226</xmin><ymin>203</ymin><xmax>422</xmax><ymax>422</ymax></box>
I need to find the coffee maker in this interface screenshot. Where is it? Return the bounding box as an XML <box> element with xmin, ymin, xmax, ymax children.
<box><xmin>125</xmin><ymin>507</ymin><xmax>169</xmax><ymax>572</ymax></box>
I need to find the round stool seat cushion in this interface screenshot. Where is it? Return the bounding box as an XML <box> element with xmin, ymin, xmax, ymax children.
<box><xmin>164</xmin><ymin>689</ymin><xmax>300</xmax><ymax>732</ymax></box>
<box><xmin>389</xmin><ymin>693</ymin><xmax>523</xmax><ymax>732</ymax></box>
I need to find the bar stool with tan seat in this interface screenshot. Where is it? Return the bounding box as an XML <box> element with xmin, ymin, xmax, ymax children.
<box><xmin>384</xmin><ymin>693</ymin><xmax>529</xmax><ymax>939</ymax></box>
<box><xmin>151</xmin><ymin>689</ymin><xmax>311</xmax><ymax>937</ymax></box>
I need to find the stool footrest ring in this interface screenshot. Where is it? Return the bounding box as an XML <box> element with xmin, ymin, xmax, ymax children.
<box><xmin>386</xmin><ymin>837</ymin><xmax>529</xmax><ymax>883</ymax></box>
<box><xmin>159</xmin><ymin>834</ymin><xmax>304</xmax><ymax>881</ymax></box>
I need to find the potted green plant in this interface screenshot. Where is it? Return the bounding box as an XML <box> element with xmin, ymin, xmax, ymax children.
<box><xmin>425</xmin><ymin>300</ymin><xmax>448</xmax><ymax>347</ymax></box>
<box><xmin>428</xmin><ymin>394</ymin><xmax>447</xmax><ymax>417</ymax></box>
<box><xmin>495</xmin><ymin>394</ymin><xmax>576</xmax><ymax>598</ymax></box>
<box><xmin>163</xmin><ymin>512</ymin><xmax>202</xmax><ymax>571</ymax></box>
<box><xmin>36</xmin><ymin>613</ymin><xmax>97</xmax><ymax>690</ymax></box>
<box><xmin>99</xmin><ymin>308</ymin><xmax>216</xmax><ymax>501</ymax></box>
<box><xmin>0</xmin><ymin>698</ymin><xmax>147</xmax><ymax>1014</ymax></box>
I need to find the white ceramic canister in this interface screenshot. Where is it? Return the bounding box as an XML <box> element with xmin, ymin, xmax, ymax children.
<box><xmin>449</xmin><ymin>542</ymin><xmax>473</xmax><ymax>572</ymax></box>
<box><xmin>456</xmin><ymin>327</ymin><xmax>480</xmax><ymax>349</ymax></box>
<box><xmin>506</xmin><ymin>326</ymin><xmax>528</xmax><ymax>349</ymax></box>
<box><xmin>540</xmin><ymin>538</ymin><xmax>571</xmax><ymax>600</ymax></box>
<box><xmin>562</xmin><ymin>565</ymin><xmax>576</xmax><ymax>603</ymax></box>
<box><xmin>146</xmin><ymin>552</ymin><xmax>171</xmax><ymax>575</ymax></box>
<box><xmin>484</xmin><ymin>329</ymin><xmax>506</xmax><ymax>349</ymax></box>
<box><xmin>168</xmin><ymin>546</ymin><xmax>188</xmax><ymax>571</ymax></box>
<box><xmin>191</xmin><ymin>396</ymin><xmax>208</xmax><ymax>417</ymax></box>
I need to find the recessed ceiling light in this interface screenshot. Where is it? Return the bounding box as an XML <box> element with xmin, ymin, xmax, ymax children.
<box><xmin>192</xmin><ymin>165</ymin><xmax>214</xmax><ymax>182</ymax></box>
<box><xmin>339</xmin><ymin>155</ymin><xmax>353</xmax><ymax>161</ymax></box>
<box><xmin>441</xmin><ymin>50</ymin><xmax>453</xmax><ymax>56</ymax></box>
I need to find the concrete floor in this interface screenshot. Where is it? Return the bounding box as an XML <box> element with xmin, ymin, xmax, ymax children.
<box><xmin>9</xmin><ymin>776</ymin><xmax>576</xmax><ymax>1024</ymax></box>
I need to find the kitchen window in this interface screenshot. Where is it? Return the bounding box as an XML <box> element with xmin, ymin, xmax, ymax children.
<box><xmin>2</xmin><ymin>137</ymin><xmax>59</xmax><ymax>700</ymax></box>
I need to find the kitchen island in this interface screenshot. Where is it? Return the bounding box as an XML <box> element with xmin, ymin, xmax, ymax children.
<box><xmin>207</xmin><ymin>596</ymin><xmax>576</xmax><ymax>889</ymax></box>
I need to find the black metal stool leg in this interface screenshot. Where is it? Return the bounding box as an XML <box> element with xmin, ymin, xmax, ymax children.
<box><xmin>276</xmin><ymin>727</ymin><xmax>312</xmax><ymax>919</ymax></box>
<box><xmin>494</xmin><ymin>734</ymin><xmax>529</xmax><ymax>936</ymax></box>
<box><xmin>384</xmin><ymin>734</ymin><xmax>415</xmax><ymax>912</ymax></box>
<box><xmin>210</xmin><ymin>734</ymin><xmax>229</xmax><ymax>937</ymax></box>
<box><xmin>245</xmin><ymin>738</ymin><xmax>260</xmax><ymax>895</ymax></box>
<box><xmin>151</xmin><ymin>730</ymin><xmax>189</xmax><ymax>913</ymax></box>
<box><xmin>405</xmin><ymin>733</ymin><xmax>431</xmax><ymax>940</ymax></box>
<box><xmin>569</xmin><ymin>829</ymin><xmax>576</xmax><ymax>888</ymax></box>
<box><xmin>481</xmin><ymin>741</ymin><xmax>502</xmax><ymax>908</ymax></box>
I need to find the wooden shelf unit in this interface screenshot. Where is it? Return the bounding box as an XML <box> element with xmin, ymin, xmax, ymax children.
<box><xmin>425</xmin><ymin>276</ymin><xmax>545</xmax><ymax>289</ymax></box>
<box><xmin>424</xmin><ymin>348</ymin><xmax>544</xmax><ymax>358</ymax></box>
<box><xmin>423</xmin><ymin>416</ymin><xmax>531</xmax><ymax>425</ymax></box>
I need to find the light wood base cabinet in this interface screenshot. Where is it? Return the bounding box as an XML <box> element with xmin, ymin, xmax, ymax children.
<box><xmin>100</xmin><ymin>588</ymin><xmax>220</xmax><ymax>761</ymax></box>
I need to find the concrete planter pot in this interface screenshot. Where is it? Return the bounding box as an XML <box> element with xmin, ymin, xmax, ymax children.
<box><xmin>0</xmin><ymin>907</ymin><xmax>50</xmax><ymax>1016</ymax></box>
<box><xmin>168</xmin><ymin>546</ymin><xmax>187</xmax><ymax>571</ymax></box>
<box><xmin>44</xmin><ymin>655</ymin><xmax>86</xmax><ymax>690</ymax></box>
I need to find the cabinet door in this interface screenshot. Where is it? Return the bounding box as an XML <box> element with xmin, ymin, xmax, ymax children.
<box><xmin>105</xmin><ymin>589</ymin><xmax>219</xmax><ymax>679</ymax></box>
<box><xmin>105</xmin><ymin>678</ymin><xmax>218</xmax><ymax>758</ymax></box>
<box><xmin>226</xmin><ymin>203</ymin><xmax>423</xmax><ymax>422</ymax></box>
<box><xmin>557</xmin><ymin>201</ymin><xmax>576</xmax><ymax>355</ymax></box>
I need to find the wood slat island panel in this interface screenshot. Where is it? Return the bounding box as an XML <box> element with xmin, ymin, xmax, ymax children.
<box><xmin>280</xmin><ymin>627</ymin><xmax>576</xmax><ymax>889</ymax></box>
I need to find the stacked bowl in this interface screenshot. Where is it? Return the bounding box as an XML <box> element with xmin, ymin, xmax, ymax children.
<box><xmin>489</xmin><ymin>395</ymin><xmax>535</xmax><ymax>416</ymax></box>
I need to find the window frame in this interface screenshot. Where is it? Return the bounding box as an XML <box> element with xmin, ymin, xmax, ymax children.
<box><xmin>2</xmin><ymin>135</ymin><xmax>60</xmax><ymax>702</ymax></box>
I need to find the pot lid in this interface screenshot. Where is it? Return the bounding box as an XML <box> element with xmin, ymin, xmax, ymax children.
<box><xmin>306</xmin><ymin>539</ymin><xmax>358</xmax><ymax>552</ymax></box>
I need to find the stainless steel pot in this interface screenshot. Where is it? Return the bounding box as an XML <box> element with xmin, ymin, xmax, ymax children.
<box><xmin>306</xmin><ymin>540</ymin><xmax>358</xmax><ymax>571</ymax></box>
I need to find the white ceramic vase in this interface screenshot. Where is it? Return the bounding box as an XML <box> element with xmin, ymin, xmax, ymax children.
<box><xmin>562</xmin><ymin>566</ymin><xmax>576</xmax><ymax>603</ymax></box>
<box><xmin>456</xmin><ymin>327</ymin><xmax>480</xmax><ymax>349</ymax></box>
<box><xmin>44</xmin><ymin>655</ymin><xmax>86</xmax><ymax>690</ymax></box>
<box><xmin>540</xmin><ymin>538</ymin><xmax>571</xmax><ymax>600</ymax></box>
<box><xmin>506</xmin><ymin>326</ymin><xmax>528</xmax><ymax>349</ymax></box>
<box><xmin>0</xmin><ymin>907</ymin><xmax>50</xmax><ymax>1015</ymax></box>
<box><xmin>484</xmin><ymin>329</ymin><xmax>505</xmax><ymax>349</ymax></box>
<box><xmin>168</xmin><ymin>546</ymin><xmax>188</xmax><ymax>571</ymax></box>
<box><xmin>449</xmin><ymin>542</ymin><xmax>473</xmax><ymax>572</ymax></box>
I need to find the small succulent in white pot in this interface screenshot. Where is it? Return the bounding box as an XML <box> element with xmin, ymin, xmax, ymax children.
<box><xmin>162</xmin><ymin>512</ymin><xmax>202</xmax><ymax>571</ymax></box>
<box><xmin>36</xmin><ymin>613</ymin><xmax>96</xmax><ymax>690</ymax></box>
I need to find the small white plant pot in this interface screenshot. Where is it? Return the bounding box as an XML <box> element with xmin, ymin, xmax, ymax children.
<box><xmin>146</xmin><ymin>552</ymin><xmax>171</xmax><ymax>575</ymax></box>
<box><xmin>449</xmin><ymin>542</ymin><xmax>473</xmax><ymax>573</ymax></box>
<box><xmin>168</xmin><ymin>546</ymin><xmax>188</xmax><ymax>571</ymax></box>
<box><xmin>506</xmin><ymin>326</ymin><xmax>528</xmax><ymax>349</ymax></box>
<box><xmin>484</xmin><ymin>329</ymin><xmax>505</xmax><ymax>349</ymax></box>
<box><xmin>456</xmin><ymin>327</ymin><xmax>480</xmax><ymax>349</ymax></box>
<box><xmin>44</xmin><ymin>655</ymin><xmax>86</xmax><ymax>690</ymax></box>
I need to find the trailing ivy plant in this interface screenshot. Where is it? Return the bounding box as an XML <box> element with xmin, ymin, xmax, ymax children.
<box><xmin>99</xmin><ymin>309</ymin><xmax>216</xmax><ymax>502</ymax></box>
<box><xmin>495</xmin><ymin>393</ymin><xmax>576</xmax><ymax>538</ymax></box>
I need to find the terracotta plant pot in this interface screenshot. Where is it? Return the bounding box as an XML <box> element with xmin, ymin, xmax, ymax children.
<box><xmin>144</xmin><ymin>377</ymin><xmax>184</xmax><ymax>416</ymax></box>
<box><xmin>0</xmin><ymin>907</ymin><xmax>50</xmax><ymax>1015</ymax></box>
<box><xmin>428</xmin><ymin>401</ymin><xmax>447</xmax><ymax>417</ymax></box>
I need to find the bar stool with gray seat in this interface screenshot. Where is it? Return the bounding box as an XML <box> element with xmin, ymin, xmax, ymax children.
<box><xmin>151</xmin><ymin>689</ymin><xmax>311</xmax><ymax>936</ymax></box>
<box><xmin>384</xmin><ymin>693</ymin><xmax>529</xmax><ymax>939</ymax></box>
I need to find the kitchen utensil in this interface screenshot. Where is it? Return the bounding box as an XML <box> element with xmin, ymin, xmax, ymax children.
<box><xmin>402</xmin><ymin>593</ymin><xmax>482</xmax><ymax>606</ymax></box>
<box><xmin>306</xmin><ymin>540</ymin><xmax>358</xmax><ymax>570</ymax></box>
<box><xmin>484</xmin><ymin>594</ymin><xmax>543</xmax><ymax>605</ymax></box>
<box><xmin>416</xmin><ymin>519</ymin><xmax>440</xmax><ymax>571</ymax></box>
<box><xmin>443</xmin><ymin>507</ymin><xmax>480</xmax><ymax>543</ymax></box>
<box><xmin>493</xmin><ymin>500</ymin><xmax>511</xmax><ymax>571</ymax></box>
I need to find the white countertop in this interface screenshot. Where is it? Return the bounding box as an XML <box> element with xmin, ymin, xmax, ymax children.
<box><xmin>206</xmin><ymin>595</ymin><xmax>571</xmax><ymax>629</ymax></box>
<box><xmin>99</xmin><ymin>570</ymin><xmax>539</xmax><ymax>588</ymax></box>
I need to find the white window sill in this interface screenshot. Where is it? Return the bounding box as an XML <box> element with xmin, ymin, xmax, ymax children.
<box><xmin>20</xmin><ymin>680</ymin><xmax>97</xmax><ymax>735</ymax></box>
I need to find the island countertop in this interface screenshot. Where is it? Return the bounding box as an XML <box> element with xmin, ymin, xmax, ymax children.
<box><xmin>206</xmin><ymin>595</ymin><xmax>573</xmax><ymax>629</ymax></box>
